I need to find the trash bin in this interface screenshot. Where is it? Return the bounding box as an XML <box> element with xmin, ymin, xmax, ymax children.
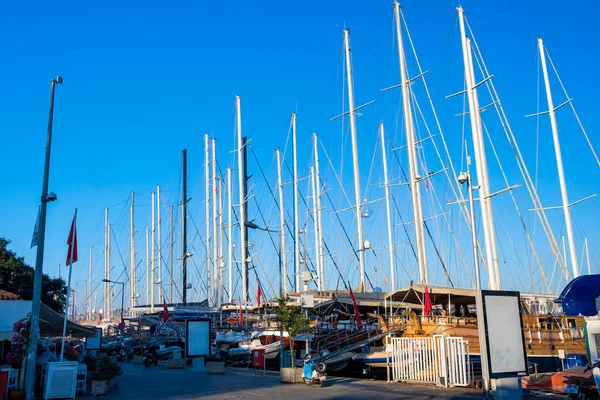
<box><xmin>0</xmin><ymin>370</ymin><xmax>9</xmax><ymax>400</ymax></box>
<box><xmin>253</xmin><ymin>349</ymin><xmax>266</xmax><ymax>369</ymax></box>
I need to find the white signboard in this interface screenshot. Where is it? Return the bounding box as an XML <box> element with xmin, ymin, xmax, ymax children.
<box><xmin>300</xmin><ymin>294</ymin><xmax>314</xmax><ymax>308</ymax></box>
<box><xmin>481</xmin><ymin>291</ymin><xmax>528</xmax><ymax>379</ymax></box>
<box><xmin>44</xmin><ymin>362</ymin><xmax>77</xmax><ymax>399</ymax></box>
<box><xmin>186</xmin><ymin>319</ymin><xmax>211</xmax><ymax>357</ymax></box>
<box><xmin>86</xmin><ymin>327</ymin><xmax>102</xmax><ymax>350</ymax></box>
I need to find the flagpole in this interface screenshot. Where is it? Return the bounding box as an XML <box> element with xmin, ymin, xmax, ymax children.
<box><xmin>60</xmin><ymin>209</ymin><xmax>77</xmax><ymax>362</ymax></box>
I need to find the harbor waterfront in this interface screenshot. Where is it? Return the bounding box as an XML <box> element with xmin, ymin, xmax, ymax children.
<box><xmin>1</xmin><ymin>1</ymin><xmax>600</xmax><ymax>399</ymax></box>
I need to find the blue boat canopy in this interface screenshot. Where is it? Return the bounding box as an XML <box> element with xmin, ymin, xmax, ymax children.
<box><xmin>554</xmin><ymin>274</ymin><xmax>600</xmax><ymax>316</ymax></box>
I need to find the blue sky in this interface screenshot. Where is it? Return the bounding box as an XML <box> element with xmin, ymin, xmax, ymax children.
<box><xmin>1</xmin><ymin>0</ymin><xmax>599</xmax><ymax>308</ymax></box>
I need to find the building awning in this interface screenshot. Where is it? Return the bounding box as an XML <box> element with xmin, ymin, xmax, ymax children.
<box><xmin>0</xmin><ymin>300</ymin><xmax>96</xmax><ymax>341</ymax></box>
<box><xmin>554</xmin><ymin>274</ymin><xmax>600</xmax><ymax>316</ymax></box>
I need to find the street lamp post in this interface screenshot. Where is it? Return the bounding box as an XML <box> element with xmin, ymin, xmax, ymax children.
<box><xmin>24</xmin><ymin>76</ymin><xmax>62</xmax><ymax>400</ymax></box>
<box><xmin>458</xmin><ymin>155</ymin><xmax>491</xmax><ymax>395</ymax></box>
<box><xmin>103</xmin><ymin>279</ymin><xmax>125</xmax><ymax>327</ymax></box>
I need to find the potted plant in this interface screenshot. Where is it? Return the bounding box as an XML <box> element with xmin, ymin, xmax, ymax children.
<box><xmin>6</xmin><ymin>315</ymin><xmax>31</xmax><ymax>399</ymax></box>
<box><xmin>276</xmin><ymin>296</ymin><xmax>310</xmax><ymax>383</ymax></box>
<box><xmin>91</xmin><ymin>357</ymin><xmax>121</xmax><ymax>395</ymax></box>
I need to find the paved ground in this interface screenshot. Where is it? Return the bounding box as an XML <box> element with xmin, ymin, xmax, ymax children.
<box><xmin>103</xmin><ymin>362</ymin><xmax>564</xmax><ymax>399</ymax></box>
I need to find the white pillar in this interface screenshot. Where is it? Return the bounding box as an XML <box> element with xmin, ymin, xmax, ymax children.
<box><xmin>343</xmin><ymin>29</ymin><xmax>366</xmax><ymax>291</ymax></box>
<box><xmin>538</xmin><ymin>38</ymin><xmax>580</xmax><ymax>279</ymax></box>
<box><xmin>380</xmin><ymin>123</ymin><xmax>396</xmax><ymax>291</ymax></box>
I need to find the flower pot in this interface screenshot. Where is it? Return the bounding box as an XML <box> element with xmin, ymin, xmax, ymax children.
<box><xmin>91</xmin><ymin>380</ymin><xmax>109</xmax><ymax>395</ymax></box>
<box><xmin>8</xmin><ymin>390</ymin><xmax>25</xmax><ymax>400</ymax></box>
<box><xmin>280</xmin><ymin>367</ymin><xmax>303</xmax><ymax>383</ymax></box>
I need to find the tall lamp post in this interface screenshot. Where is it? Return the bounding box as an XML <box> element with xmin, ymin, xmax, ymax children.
<box><xmin>458</xmin><ymin>153</ymin><xmax>491</xmax><ymax>396</ymax></box>
<box><xmin>103</xmin><ymin>279</ymin><xmax>125</xmax><ymax>330</ymax></box>
<box><xmin>25</xmin><ymin>76</ymin><xmax>62</xmax><ymax>400</ymax></box>
<box><xmin>245</xmin><ymin>222</ymin><xmax>284</xmax><ymax>370</ymax></box>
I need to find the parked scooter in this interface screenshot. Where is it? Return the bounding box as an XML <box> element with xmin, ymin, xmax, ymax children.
<box><xmin>303</xmin><ymin>355</ymin><xmax>327</xmax><ymax>387</ymax></box>
<box><xmin>142</xmin><ymin>347</ymin><xmax>160</xmax><ymax>367</ymax></box>
<box><xmin>564</xmin><ymin>361</ymin><xmax>600</xmax><ymax>400</ymax></box>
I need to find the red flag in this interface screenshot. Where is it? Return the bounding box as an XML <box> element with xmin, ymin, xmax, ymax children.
<box><xmin>423</xmin><ymin>284</ymin><xmax>432</xmax><ymax>317</ymax></box>
<box><xmin>238</xmin><ymin>302</ymin><xmax>243</xmax><ymax>325</ymax></box>
<box><xmin>66</xmin><ymin>210</ymin><xmax>78</xmax><ymax>266</ymax></box>
<box><xmin>162</xmin><ymin>300</ymin><xmax>170</xmax><ymax>322</ymax></box>
<box><xmin>425</xmin><ymin>180</ymin><xmax>430</xmax><ymax>189</ymax></box>
<box><xmin>97</xmin><ymin>313</ymin><xmax>103</xmax><ymax>325</ymax></box>
<box><xmin>256</xmin><ymin>284</ymin><xmax>262</xmax><ymax>307</ymax></box>
<box><xmin>348</xmin><ymin>282</ymin><xmax>362</xmax><ymax>331</ymax></box>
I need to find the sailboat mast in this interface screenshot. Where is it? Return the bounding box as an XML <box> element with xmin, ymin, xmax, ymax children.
<box><xmin>212</xmin><ymin>138</ymin><xmax>219</xmax><ymax>306</ymax></box>
<box><xmin>204</xmin><ymin>133</ymin><xmax>212</xmax><ymax>306</ymax></box>
<box><xmin>182</xmin><ymin>149</ymin><xmax>188</xmax><ymax>305</ymax></box>
<box><xmin>585</xmin><ymin>238</ymin><xmax>591</xmax><ymax>275</ymax></box>
<box><xmin>236</xmin><ymin>95</ymin><xmax>248</xmax><ymax>302</ymax></box>
<box><xmin>227</xmin><ymin>168</ymin><xmax>233</xmax><ymax>302</ymax></box>
<box><xmin>151</xmin><ymin>192</ymin><xmax>156</xmax><ymax>312</ymax></box>
<box><xmin>343</xmin><ymin>29</ymin><xmax>366</xmax><ymax>290</ymax></box>
<box><xmin>130</xmin><ymin>192</ymin><xmax>136</xmax><ymax>309</ymax></box>
<box><xmin>292</xmin><ymin>113</ymin><xmax>300</xmax><ymax>293</ymax></box>
<box><xmin>276</xmin><ymin>149</ymin><xmax>288</xmax><ymax>295</ymax></box>
<box><xmin>458</xmin><ymin>8</ymin><xmax>501</xmax><ymax>289</ymax></box>
<box><xmin>313</xmin><ymin>133</ymin><xmax>325</xmax><ymax>290</ymax></box>
<box><xmin>394</xmin><ymin>2</ymin><xmax>428</xmax><ymax>284</ymax></box>
<box><xmin>380</xmin><ymin>123</ymin><xmax>396</xmax><ymax>291</ymax></box>
<box><xmin>89</xmin><ymin>246</ymin><xmax>92</xmax><ymax>320</ymax></box>
<box><xmin>146</xmin><ymin>227</ymin><xmax>150</xmax><ymax>306</ymax></box>
<box><xmin>157</xmin><ymin>185</ymin><xmax>162</xmax><ymax>303</ymax></box>
<box><xmin>218</xmin><ymin>178</ymin><xmax>224</xmax><ymax>305</ymax></box>
<box><xmin>538</xmin><ymin>38</ymin><xmax>580</xmax><ymax>278</ymax></box>
<box><xmin>104</xmin><ymin>208</ymin><xmax>110</xmax><ymax>318</ymax></box>
<box><xmin>169</xmin><ymin>205</ymin><xmax>173</xmax><ymax>302</ymax></box>
<box><xmin>310</xmin><ymin>166</ymin><xmax>321</xmax><ymax>290</ymax></box>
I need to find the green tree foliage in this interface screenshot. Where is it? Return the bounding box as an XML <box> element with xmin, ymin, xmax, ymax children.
<box><xmin>0</xmin><ymin>238</ymin><xmax>67</xmax><ymax>313</ymax></box>
<box><xmin>276</xmin><ymin>296</ymin><xmax>310</xmax><ymax>368</ymax></box>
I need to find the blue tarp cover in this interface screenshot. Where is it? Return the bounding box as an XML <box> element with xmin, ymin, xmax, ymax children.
<box><xmin>554</xmin><ymin>274</ymin><xmax>600</xmax><ymax>316</ymax></box>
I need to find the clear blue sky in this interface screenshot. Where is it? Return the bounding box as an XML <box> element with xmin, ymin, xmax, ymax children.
<box><xmin>1</xmin><ymin>0</ymin><xmax>599</xmax><ymax>307</ymax></box>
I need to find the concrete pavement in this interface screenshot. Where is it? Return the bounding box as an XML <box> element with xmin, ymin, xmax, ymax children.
<box><xmin>102</xmin><ymin>362</ymin><xmax>558</xmax><ymax>399</ymax></box>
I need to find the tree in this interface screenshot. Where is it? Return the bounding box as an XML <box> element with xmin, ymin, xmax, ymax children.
<box><xmin>0</xmin><ymin>238</ymin><xmax>66</xmax><ymax>313</ymax></box>
<box><xmin>276</xmin><ymin>296</ymin><xmax>310</xmax><ymax>369</ymax></box>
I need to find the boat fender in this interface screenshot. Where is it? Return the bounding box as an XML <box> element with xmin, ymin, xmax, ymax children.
<box><xmin>316</xmin><ymin>362</ymin><xmax>327</xmax><ymax>372</ymax></box>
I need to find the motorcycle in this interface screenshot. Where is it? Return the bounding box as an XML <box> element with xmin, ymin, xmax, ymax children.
<box><xmin>142</xmin><ymin>347</ymin><xmax>160</xmax><ymax>367</ymax></box>
<box><xmin>303</xmin><ymin>355</ymin><xmax>327</xmax><ymax>387</ymax></box>
<box><xmin>564</xmin><ymin>361</ymin><xmax>600</xmax><ymax>400</ymax></box>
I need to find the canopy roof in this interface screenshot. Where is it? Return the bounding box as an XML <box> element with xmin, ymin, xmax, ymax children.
<box><xmin>385</xmin><ymin>284</ymin><xmax>558</xmax><ymax>308</ymax></box>
<box><xmin>554</xmin><ymin>274</ymin><xmax>600</xmax><ymax>316</ymax></box>
<box><xmin>0</xmin><ymin>300</ymin><xmax>96</xmax><ymax>341</ymax></box>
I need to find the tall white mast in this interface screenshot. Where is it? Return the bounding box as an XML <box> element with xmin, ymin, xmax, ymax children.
<box><xmin>205</xmin><ymin>133</ymin><xmax>212</xmax><ymax>306</ymax></box>
<box><xmin>130</xmin><ymin>192</ymin><xmax>136</xmax><ymax>309</ymax></box>
<box><xmin>380</xmin><ymin>123</ymin><xmax>396</xmax><ymax>291</ymax></box>
<box><xmin>88</xmin><ymin>246</ymin><xmax>93</xmax><ymax>320</ymax></box>
<box><xmin>310</xmin><ymin>166</ymin><xmax>321</xmax><ymax>290</ymax></box>
<box><xmin>169</xmin><ymin>205</ymin><xmax>173</xmax><ymax>302</ymax></box>
<box><xmin>538</xmin><ymin>38</ymin><xmax>580</xmax><ymax>279</ymax></box>
<box><xmin>343</xmin><ymin>29</ymin><xmax>366</xmax><ymax>290</ymax></box>
<box><xmin>146</xmin><ymin>227</ymin><xmax>150</xmax><ymax>306</ymax></box>
<box><xmin>585</xmin><ymin>238</ymin><xmax>591</xmax><ymax>275</ymax></box>
<box><xmin>157</xmin><ymin>185</ymin><xmax>162</xmax><ymax>303</ymax></box>
<box><xmin>292</xmin><ymin>113</ymin><xmax>300</xmax><ymax>293</ymax></box>
<box><xmin>227</xmin><ymin>168</ymin><xmax>233</xmax><ymax>302</ymax></box>
<box><xmin>236</xmin><ymin>95</ymin><xmax>248</xmax><ymax>302</ymax></box>
<box><xmin>218</xmin><ymin>178</ymin><xmax>224</xmax><ymax>305</ymax></box>
<box><xmin>212</xmin><ymin>138</ymin><xmax>219</xmax><ymax>306</ymax></box>
<box><xmin>458</xmin><ymin>8</ymin><xmax>501</xmax><ymax>289</ymax></box>
<box><xmin>151</xmin><ymin>191</ymin><xmax>156</xmax><ymax>312</ymax></box>
<box><xmin>313</xmin><ymin>133</ymin><xmax>325</xmax><ymax>290</ymax></box>
<box><xmin>104</xmin><ymin>208</ymin><xmax>111</xmax><ymax>318</ymax></box>
<box><xmin>276</xmin><ymin>149</ymin><xmax>288</xmax><ymax>295</ymax></box>
<box><xmin>394</xmin><ymin>3</ymin><xmax>428</xmax><ymax>284</ymax></box>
